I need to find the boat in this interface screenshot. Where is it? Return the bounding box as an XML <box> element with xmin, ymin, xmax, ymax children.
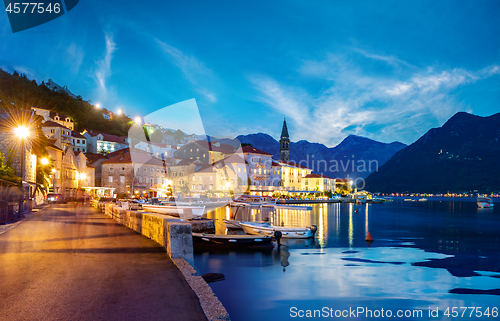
<box><xmin>354</xmin><ymin>194</ymin><xmax>366</xmax><ymax>205</ymax></box>
<box><xmin>418</xmin><ymin>198</ymin><xmax>428</xmax><ymax>202</ymax></box>
<box><xmin>192</xmin><ymin>233</ymin><xmax>274</xmax><ymax>248</ymax></box>
<box><xmin>477</xmin><ymin>197</ymin><xmax>494</xmax><ymax>208</ymax></box>
<box><xmin>223</xmin><ymin>219</ymin><xmax>243</xmax><ymax>229</ymax></box>
<box><xmin>141</xmin><ymin>204</ymin><xmax>205</xmax><ymax>219</ymax></box>
<box><xmin>239</xmin><ymin>221</ymin><xmax>317</xmax><ymax>239</ymax></box>
<box><xmin>231</xmin><ymin>195</ymin><xmax>276</xmax><ymax>207</ymax></box>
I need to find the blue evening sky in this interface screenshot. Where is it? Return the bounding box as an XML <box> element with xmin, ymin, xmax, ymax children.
<box><xmin>1</xmin><ymin>0</ymin><xmax>499</xmax><ymax>146</ymax></box>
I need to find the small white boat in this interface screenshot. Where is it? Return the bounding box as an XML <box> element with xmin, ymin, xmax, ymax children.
<box><xmin>142</xmin><ymin>204</ymin><xmax>205</xmax><ymax>219</ymax></box>
<box><xmin>477</xmin><ymin>197</ymin><xmax>494</xmax><ymax>208</ymax></box>
<box><xmin>419</xmin><ymin>198</ymin><xmax>428</xmax><ymax>202</ymax></box>
<box><xmin>239</xmin><ymin>221</ymin><xmax>317</xmax><ymax>239</ymax></box>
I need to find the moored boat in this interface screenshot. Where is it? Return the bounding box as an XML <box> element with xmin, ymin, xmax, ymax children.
<box><xmin>239</xmin><ymin>221</ymin><xmax>317</xmax><ymax>239</ymax></box>
<box><xmin>142</xmin><ymin>204</ymin><xmax>205</xmax><ymax>219</ymax></box>
<box><xmin>477</xmin><ymin>197</ymin><xmax>494</xmax><ymax>208</ymax></box>
<box><xmin>192</xmin><ymin>233</ymin><xmax>274</xmax><ymax>248</ymax></box>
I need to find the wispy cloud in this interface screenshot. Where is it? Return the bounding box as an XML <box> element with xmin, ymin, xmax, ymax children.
<box><xmin>94</xmin><ymin>32</ymin><xmax>116</xmax><ymax>98</ymax></box>
<box><xmin>252</xmin><ymin>51</ymin><xmax>499</xmax><ymax>146</ymax></box>
<box><xmin>155</xmin><ymin>39</ymin><xmax>217</xmax><ymax>103</ymax></box>
<box><xmin>65</xmin><ymin>43</ymin><xmax>85</xmax><ymax>75</ymax></box>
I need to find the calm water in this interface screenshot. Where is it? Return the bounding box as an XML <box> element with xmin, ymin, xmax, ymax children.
<box><xmin>194</xmin><ymin>198</ymin><xmax>500</xmax><ymax>320</ymax></box>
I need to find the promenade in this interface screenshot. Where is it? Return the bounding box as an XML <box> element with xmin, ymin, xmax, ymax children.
<box><xmin>0</xmin><ymin>203</ymin><xmax>207</xmax><ymax>321</ymax></box>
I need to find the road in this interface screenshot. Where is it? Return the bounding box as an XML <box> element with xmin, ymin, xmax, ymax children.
<box><xmin>0</xmin><ymin>203</ymin><xmax>207</xmax><ymax>321</ymax></box>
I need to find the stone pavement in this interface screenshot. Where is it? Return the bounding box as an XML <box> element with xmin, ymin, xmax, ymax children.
<box><xmin>0</xmin><ymin>203</ymin><xmax>207</xmax><ymax>321</ymax></box>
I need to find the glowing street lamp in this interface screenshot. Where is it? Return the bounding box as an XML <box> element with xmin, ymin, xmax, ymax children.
<box><xmin>41</xmin><ymin>157</ymin><xmax>49</xmax><ymax>165</ymax></box>
<box><xmin>95</xmin><ymin>103</ymin><xmax>101</xmax><ymax>109</ymax></box>
<box><xmin>117</xmin><ymin>109</ymin><xmax>123</xmax><ymax>116</ymax></box>
<box><xmin>134</xmin><ymin>116</ymin><xmax>142</xmax><ymax>124</ymax></box>
<box><xmin>14</xmin><ymin>125</ymin><xmax>30</xmax><ymax>214</ymax></box>
<box><xmin>14</xmin><ymin>126</ymin><xmax>29</xmax><ymax>139</ymax></box>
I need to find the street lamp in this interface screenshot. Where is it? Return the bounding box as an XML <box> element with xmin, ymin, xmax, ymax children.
<box><xmin>95</xmin><ymin>103</ymin><xmax>101</xmax><ymax>109</ymax></box>
<box><xmin>41</xmin><ymin>157</ymin><xmax>49</xmax><ymax>165</ymax></box>
<box><xmin>14</xmin><ymin>125</ymin><xmax>30</xmax><ymax>215</ymax></box>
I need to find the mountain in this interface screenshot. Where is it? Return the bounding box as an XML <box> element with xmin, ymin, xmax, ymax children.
<box><xmin>234</xmin><ymin>133</ymin><xmax>406</xmax><ymax>179</ymax></box>
<box><xmin>364</xmin><ymin>112</ymin><xmax>500</xmax><ymax>193</ymax></box>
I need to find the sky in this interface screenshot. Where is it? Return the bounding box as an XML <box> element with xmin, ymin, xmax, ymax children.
<box><xmin>1</xmin><ymin>0</ymin><xmax>499</xmax><ymax>146</ymax></box>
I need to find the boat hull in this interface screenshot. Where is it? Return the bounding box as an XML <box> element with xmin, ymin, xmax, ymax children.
<box><xmin>239</xmin><ymin>222</ymin><xmax>314</xmax><ymax>239</ymax></box>
<box><xmin>192</xmin><ymin>233</ymin><xmax>273</xmax><ymax>248</ymax></box>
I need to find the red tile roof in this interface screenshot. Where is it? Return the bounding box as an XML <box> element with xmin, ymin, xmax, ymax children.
<box><xmin>214</xmin><ymin>154</ymin><xmax>248</xmax><ymax>165</ymax></box>
<box><xmin>42</xmin><ymin>121</ymin><xmax>69</xmax><ymax>129</ymax></box>
<box><xmin>304</xmin><ymin>173</ymin><xmax>335</xmax><ymax>179</ymax></box>
<box><xmin>72</xmin><ymin>131</ymin><xmax>86</xmax><ymax>139</ymax></box>
<box><xmin>240</xmin><ymin>146</ymin><xmax>273</xmax><ymax>156</ymax></box>
<box><xmin>101</xmin><ymin>151</ymin><xmax>164</xmax><ymax>166</ymax></box>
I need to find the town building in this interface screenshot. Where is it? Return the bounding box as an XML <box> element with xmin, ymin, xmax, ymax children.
<box><xmin>82</xmin><ymin>130</ymin><xmax>128</xmax><ymax>154</ymax></box>
<box><xmin>51</xmin><ymin>112</ymin><xmax>74</xmax><ymax>130</ymax></box>
<box><xmin>174</xmin><ymin>140</ymin><xmax>236</xmax><ymax>163</ymax></box>
<box><xmin>133</xmin><ymin>141</ymin><xmax>179</xmax><ymax>160</ymax></box>
<box><xmin>101</xmin><ymin>150</ymin><xmax>168</xmax><ymax>197</ymax></box>
<box><xmin>41</xmin><ymin>121</ymin><xmax>73</xmax><ymax>151</ymax></box>
<box><xmin>302</xmin><ymin>173</ymin><xmax>336</xmax><ymax>192</ymax></box>
<box><xmin>72</xmin><ymin>131</ymin><xmax>87</xmax><ymax>153</ymax></box>
<box><xmin>279</xmin><ymin>160</ymin><xmax>313</xmax><ymax>192</ymax></box>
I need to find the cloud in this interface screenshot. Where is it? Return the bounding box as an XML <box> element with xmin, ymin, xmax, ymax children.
<box><xmin>155</xmin><ymin>38</ymin><xmax>217</xmax><ymax>103</ymax></box>
<box><xmin>65</xmin><ymin>42</ymin><xmax>84</xmax><ymax>75</ymax></box>
<box><xmin>253</xmin><ymin>51</ymin><xmax>499</xmax><ymax>146</ymax></box>
<box><xmin>94</xmin><ymin>32</ymin><xmax>116</xmax><ymax>98</ymax></box>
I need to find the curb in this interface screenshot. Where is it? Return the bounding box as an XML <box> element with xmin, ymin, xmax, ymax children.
<box><xmin>172</xmin><ymin>258</ymin><xmax>230</xmax><ymax>321</ymax></box>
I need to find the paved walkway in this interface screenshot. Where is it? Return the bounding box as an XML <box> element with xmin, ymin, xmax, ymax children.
<box><xmin>0</xmin><ymin>204</ymin><xmax>207</xmax><ymax>321</ymax></box>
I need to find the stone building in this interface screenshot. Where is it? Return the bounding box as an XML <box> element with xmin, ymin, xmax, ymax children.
<box><xmin>174</xmin><ymin>140</ymin><xmax>235</xmax><ymax>164</ymax></box>
<box><xmin>101</xmin><ymin>150</ymin><xmax>167</xmax><ymax>196</ymax></box>
<box><xmin>82</xmin><ymin>130</ymin><xmax>128</xmax><ymax>154</ymax></box>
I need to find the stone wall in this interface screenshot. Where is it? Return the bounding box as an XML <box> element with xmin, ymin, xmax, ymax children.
<box><xmin>97</xmin><ymin>202</ymin><xmax>193</xmax><ymax>259</ymax></box>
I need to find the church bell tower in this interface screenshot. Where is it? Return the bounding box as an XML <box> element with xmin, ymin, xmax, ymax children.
<box><xmin>280</xmin><ymin>118</ymin><xmax>290</xmax><ymax>162</ymax></box>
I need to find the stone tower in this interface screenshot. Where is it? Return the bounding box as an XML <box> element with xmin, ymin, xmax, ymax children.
<box><xmin>280</xmin><ymin>118</ymin><xmax>290</xmax><ymax>162</ymax></box>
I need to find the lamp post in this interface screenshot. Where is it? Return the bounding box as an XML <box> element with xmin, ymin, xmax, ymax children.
<box><xmin>14</xmin><ymin>126</ymin><xmax>29</xmax><ymax>215</ymax></box>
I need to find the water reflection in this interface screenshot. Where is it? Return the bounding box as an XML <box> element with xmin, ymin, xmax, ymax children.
<box><xmin>194</xmin><ymin>198</ymin><xmax>500</xmax><ymax>321</ymax></box>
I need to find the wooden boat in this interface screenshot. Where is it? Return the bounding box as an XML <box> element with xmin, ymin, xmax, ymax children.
<box><xmin>477</xmin><ymin>197</ymin><xmax>494</xmax><ymax>208</ymax></box>
<box><xmin>223</xmin><ymin>219</ymin><xmax>243</xmax><ymax>229</ymax></box>
<box><xmin>142</xmin><ymin>204</ymin><xmax>205</xmax><ymax>219</ymax></box>
<box><xmin>192</xmin><ymin>233</ymin><xmax>274</xmax><ymax>248</ymax></box>
<box><xmin>239</xmin><ymin>221</ymin><xmax>317</xmax><ymax>239</ymax></box>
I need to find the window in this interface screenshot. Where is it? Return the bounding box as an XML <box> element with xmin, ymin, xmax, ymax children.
<box><xmin>50</xmin><ymin>129</ymin><xmax>54</xmax><ymax>133</ymax></box>
<box><xmin>109</xmin><ymin>176</ymin><xmax>113</xmax><ymax>183</ymax></box>
<box><xmin>193</xmin><ymin>176</ymin><xmax>195</xmax><ymax>181</ymax></box>
<box><xmin>192</xmin><ymin>185</ymin><xmax>195</xmax><ymax>189</ymax></box>
<box><xmin>238</xmin><ymin>168</ymin><xmax>241</xmax><ymax>173</ymax></box>
<box><xmin>110</xmin><ymin>167</ymin><xmax>113</xmax><ymax>171</ymax></box>
<box><xmin>180</xmin><ymin>172</ymin><xmax>184</xmax><ymax>176</ymax></box>
<box><xmin>139</xmin><ymin>177</ymin><xmax>142</xmax><ymax>183</ymax></box>
<box><xmin>120</xmin><ymin>176</ymin><xmax>125</xmax><ymax>183</ymax></box>
<box><xmin>180</xmin><ymin>179</ymin><xmax>184</xmax><ymax>185</ymax></box>
<box><xmin>77</xmin><ymin>139</ymin><xmax>80</xmax><ymax>144</ymax></box>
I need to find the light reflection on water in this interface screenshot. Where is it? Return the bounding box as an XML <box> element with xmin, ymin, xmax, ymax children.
<box><xmin>195</xmin><ymin>198</ymin><xmax>500</xmax><ymax>321</ymax></box>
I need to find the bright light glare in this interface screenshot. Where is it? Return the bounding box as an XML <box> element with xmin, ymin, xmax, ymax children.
<box><xmin>51</xmin><ymin>168</ymin><xmax>56</xmax><ymax>173</ymax></box>
<box><xmin>95</xmin><ymin>103</ymin><xmax>101</xmax><ymax>109</ymax></box>
<box><xmin>80</xmin><ymin>173</ymin><xmax>87</xmax><ymax>180</ymax></box>
<box><xmin>41</xmin><ymin>158</ymin><xmax>49</xmax><ymax>165</ymax></box>
<box><xmin>134</xmin><ymin>117</ymin><xmax>142</xmax><ymax>124</ymax></box>
<box><xmin>14</xmin><ymin>126</ymin><xmax>29</xmax><ymax>138</ymax></box>
<box><xmin>117</xmin><ymin>109</ymin><xmax>123</xmax><ymax>115</ymax></box>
